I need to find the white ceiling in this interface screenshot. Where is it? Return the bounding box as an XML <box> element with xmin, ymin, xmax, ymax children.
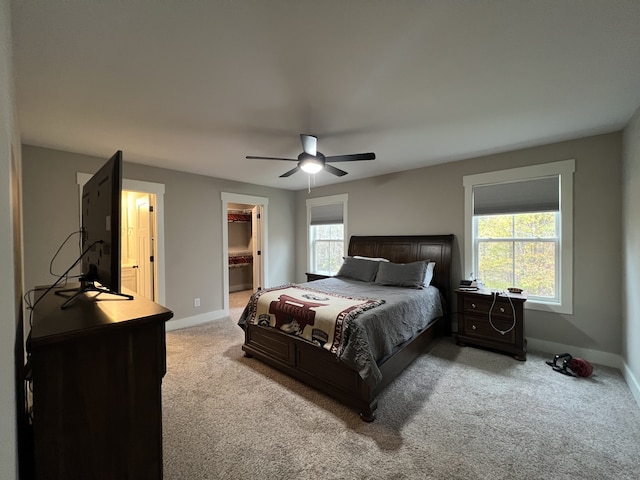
<box><xmin>10</xmin><ymin>1</ymin><xmax>640</xmax><ymax>191</ymax></box>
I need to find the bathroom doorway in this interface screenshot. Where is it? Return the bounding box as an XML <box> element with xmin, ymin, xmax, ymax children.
<box><xmin>76</xmin><ymin>173</ymin><xmax>166</xmax><ymax>304</ymax></box>
<box><xmin>121</xmin><ymin>190</ymin><xmax>157</xmax><ymax>301</ymax></box>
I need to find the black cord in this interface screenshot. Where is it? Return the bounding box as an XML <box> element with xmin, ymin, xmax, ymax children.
<box><xmin>26</xmin><ymin>239</ymin><xmax>104</xmax><ymax>324</ymax></box>
<box><xmin>23</xmin><ymin>237</ymin><xmax>103</xmax><ymax>425</ymax></box>
<box><xmin>49</xmin><ymin>230</ymin><xmax>83</xmax><ymax>281</ymax></box>
<box><xmin>24</xmin><ymin>230</ymin><xmax>84</xmax><ymax>316</ymax></box>
<box><xmin>24</xmin><ymin>233</ymin><xmax>98</xmax><ymax>426</ymax></box>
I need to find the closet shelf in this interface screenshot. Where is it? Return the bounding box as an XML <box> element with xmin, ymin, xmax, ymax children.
<box><xmin>228</xmin><ymin>212</ymin><xmax>251</xmax><ymax>223</ymax></box>
<box><xmin>229</xmin><ymin>252</ymin><xmax>253</xmax><ymax>268</ymax></box>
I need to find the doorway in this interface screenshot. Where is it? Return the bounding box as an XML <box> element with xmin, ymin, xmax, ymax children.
<box><xmin>221</xmin><ymin>193</ymin><xmax>268</xmax><ymax>314</ymax></box>
<box><xmin>75</xmin><ymin>174</ymin><xmax>166</xmax><ymax>305</ymax></box>
<box><xmin>121</xmin><ymin>190</ymin><xmax>157</xmax><ymax>301</ymax></box>
<box><xmin>227</xmin><ymin>202</ymin><xmax>257</xmax><ymax>293</ymax></box>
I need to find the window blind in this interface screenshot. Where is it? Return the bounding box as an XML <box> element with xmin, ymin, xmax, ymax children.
<box><xmin>310</xmin><ymin>203</ymin><xmax>343</xmax><ymax>225</ymax></box>
<box><xmin>473</xmin><ymin>176</ymin><xmax>559</xmax><ymax>215</ymax></box>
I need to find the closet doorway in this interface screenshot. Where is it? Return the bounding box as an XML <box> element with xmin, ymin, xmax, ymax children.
<box><xmin>227</xmin><ymin>203</ymin><xmax>259</xmax><ymax>293</ymax></box>
<box><xmin>221</xmin><ymin>193</ymin><xmax>268</xmax><ymax>314</ymax></box>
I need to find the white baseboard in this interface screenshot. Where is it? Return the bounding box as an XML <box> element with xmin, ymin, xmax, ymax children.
<box><xmin>166</xmin><ymin>309</ymin><xmax>228</xmax><ymax>331</ymax></box>
<box><xmin>517</xmin><ymin>338</ymin><xmax>640</xmax><ymax>410</ymax></box>
<box><xmin>623</xmin><ymin>361</ymin><xmax>640</xmax><ymax>409</ymax></box>
<box><xmin>526</xmin><ymin>337</ymin><xmax>623</xmax><ymax>370</ymax></box>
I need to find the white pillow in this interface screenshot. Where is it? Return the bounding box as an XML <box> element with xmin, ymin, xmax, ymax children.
<box><xmin>423</xmin><ymin>262</ymin><xmax>436</xmax><ymax>286</ymax></box>
<box><xmin>353</xmin><ymin>256</ymin><xmax>390</xmax><ymax>262</ymax></box>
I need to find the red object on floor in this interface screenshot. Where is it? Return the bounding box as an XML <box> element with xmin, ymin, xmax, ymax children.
<box><xmin>568</xmin><ymin>357</ymin><xmax>593</xmax><ymax>377</ymax></box>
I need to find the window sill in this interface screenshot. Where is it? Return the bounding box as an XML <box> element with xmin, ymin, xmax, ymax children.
<box><xmin>524</xmin><ymin>299</ymin><xmax>573</xmax><ymax>315</ymax></box>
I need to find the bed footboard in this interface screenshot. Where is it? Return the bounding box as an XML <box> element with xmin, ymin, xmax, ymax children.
<box><xmin>243</xmin><ymin>323</ymin><xmax>378</xmax><ymax>420</ymax></box>
<box><xmin>243</xmin><ymin>316</ymin><xmax>442</xmax><ymax>421</ymax></box>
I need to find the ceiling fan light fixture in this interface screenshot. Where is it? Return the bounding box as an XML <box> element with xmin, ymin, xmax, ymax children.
<box><xmin>246</xmin><ymin>133</ymin><xmax>375</xmax><ymax>179</ymax></box>
<box><xmin>299</xmin><ymin>157</ymin><xmax>323</xmax><ymax>174</ymax></box>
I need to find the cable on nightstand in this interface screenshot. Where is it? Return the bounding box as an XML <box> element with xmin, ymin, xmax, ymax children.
<box><xmin>488</xmin><ymin>290</ymin><xmax>516</xmax><ymax>336</ymax></box>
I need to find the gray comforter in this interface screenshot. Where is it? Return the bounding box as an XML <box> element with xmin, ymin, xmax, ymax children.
<box><xmin>238</xmin><ymin>277</ymin><xmax>444</xmax><ymax>388</ymax></box>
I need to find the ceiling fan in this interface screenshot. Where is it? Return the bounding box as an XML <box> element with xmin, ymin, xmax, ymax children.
<box><xmin>246</xmin><ymin>134</ymin><xmax>376</xmax><ymax>178</ymax></box>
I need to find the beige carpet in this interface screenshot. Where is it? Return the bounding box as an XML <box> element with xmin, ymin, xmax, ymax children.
<box><xmin>162</xmin><ymin>299</ymin><xmax>640</xmax><ymax>479</ymax></box>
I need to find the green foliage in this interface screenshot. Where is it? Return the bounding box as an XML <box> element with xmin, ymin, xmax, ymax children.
<box><xmin>476</xmin><ymin>213</ymin><xmax>557</xmax><ymax>298</ymax></box>
<box><xmin>311</xmin><ymin>224</ymin><xmax>344</xmax><ymax>274</ymax></box>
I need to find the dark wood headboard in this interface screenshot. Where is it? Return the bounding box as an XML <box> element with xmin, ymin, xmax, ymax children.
<box><xmin>347</xmin><ymin>234</ymin><xmax>454</xmax><ymax>305</ymax></box>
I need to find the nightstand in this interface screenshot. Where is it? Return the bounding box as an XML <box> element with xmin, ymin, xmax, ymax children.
<box><xmin>455</xmin><ymin>289</ymin><xmax>527</xmax><ymax>360</ymax></box>
<box><xmin>305</xmin><ymin>273</ymin><xmax>332</xmax><ymax>282</ymax></box>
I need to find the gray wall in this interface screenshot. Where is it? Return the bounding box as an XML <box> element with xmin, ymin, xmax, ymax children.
<box><xmin>623</xmin><ymin>106</ymin><xmax>640</xmax><ymax>398</ymax></box>
<box><xmin>21</xmin><ymin>145</ymin><xmax>297</xmax><ymax>322</ymax></box>
<box><xmin>296</xmin><ymin>133</ymin><xmax>623</xmax><ymax>357</ymax></box>
<box><xmin>1</xmin><ymin>0</ymin><xmax>21</xmax><ymax>477</ymax></box>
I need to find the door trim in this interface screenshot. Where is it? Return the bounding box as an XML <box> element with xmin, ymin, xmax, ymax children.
<box><xmin>221</xmin><ymin>192</ymin><xmax>269</xmax><ymax>313</ymax></box>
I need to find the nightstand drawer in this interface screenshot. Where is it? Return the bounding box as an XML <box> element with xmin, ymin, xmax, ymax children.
<box><xmin>462</xmin><ymin>296</ymin><xmax>515</xmax><ymax>319</ymax></box>
<box><xmin>463</xmin><ymin>315</ymin><xmax>516</xmax><ymax>345</ymax></box>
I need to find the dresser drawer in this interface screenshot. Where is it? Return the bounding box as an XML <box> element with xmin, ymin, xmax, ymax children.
<box><xmin>463</xmin><ymin>315</ymin><xmax>516</xmax><ymax>345</ymax></box>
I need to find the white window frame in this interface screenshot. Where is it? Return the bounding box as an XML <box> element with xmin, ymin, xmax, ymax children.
<box><xmin>463</xmin><ymin>159</ymin><xmax>575</xmax><ymax>314</ymax></box>
<box><xmin>306</xmin><ymin>194</ymin><xmax>348</xmax><ymax>275</ymax></box>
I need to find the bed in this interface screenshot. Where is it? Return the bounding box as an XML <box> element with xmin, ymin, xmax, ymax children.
<box><xmin>238</xmin><ymin>234</ymin><xmax>453</xmax><ymax>421</ymax></box>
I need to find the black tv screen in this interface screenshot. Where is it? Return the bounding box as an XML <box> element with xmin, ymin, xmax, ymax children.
<box><xmin>80</xmin><ymin>150</ymin><xmax>123</xmax><ymax>293</ymax></box>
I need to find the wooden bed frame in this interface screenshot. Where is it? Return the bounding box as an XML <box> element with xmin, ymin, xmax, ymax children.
<box><xmin>242</xmin><ymin>234</ymin><xmax>454</xmax><ymax>421</ymax></box>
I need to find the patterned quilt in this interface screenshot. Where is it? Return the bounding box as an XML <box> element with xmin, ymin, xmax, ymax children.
<box><xmin>245</xmin><ymin>285</ymin><xmax>385</xmax><ymax>354</ymax></box>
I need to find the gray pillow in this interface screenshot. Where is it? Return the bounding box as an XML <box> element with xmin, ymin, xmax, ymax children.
<box><xmin>374</xmin><ymin>260</ymin><xmax>428</xmax><ymax>288</ymax></box>
<box><xmin>336</xmin><ymin>256</ymin><xmax>380</xmax><ymax>282</ymax></box>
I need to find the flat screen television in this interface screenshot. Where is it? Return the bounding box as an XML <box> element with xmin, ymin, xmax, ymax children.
<box><xmin>56</xmin><ymin>150</ymin><xmax>133</xmax><ymax>308</ymax></box>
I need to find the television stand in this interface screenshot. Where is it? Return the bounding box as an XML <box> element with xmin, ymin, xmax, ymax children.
<box><xmin>28</xmin><ymin>284</ymin><xmax>173</xmax><ymax>480</ymax></box>
<box><xmin>55</xmin><ymin>278</ymin><xmax>134</xmax><ymax>309</ymax></box>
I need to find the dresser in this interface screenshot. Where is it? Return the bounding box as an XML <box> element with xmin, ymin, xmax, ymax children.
<box><xmin>455</xmin><ymin>289</ymin><xmax>526</xmax><ymax>360</ymax></box>
<box><xmin>28</xmin><ymin>285</ymin><xmax>173</xmax><ymax>479</ymax></box>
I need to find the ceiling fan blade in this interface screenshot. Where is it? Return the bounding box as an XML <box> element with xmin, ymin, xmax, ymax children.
<box><xmin>325</xmin><ymin>152</ymin><xmax>376</xmax><ymax>162</ymax></box>
<box><xmin>279</xmin><ymin>166</ymin><xmax>300</xmax><ymax>177</ymax></box>
<box><xmin>324</xmin><ymin>164</ymin><xmax>348</xmax><ymax>177</ymax></box>
<box><xmin>300</xmin><ymin>134</ymin><xmax>317</xmax><ymax>156</ymax></box>
<box><xmin>246</xmin><ymin>156</ymin><xmax>298</xmax><ymax>161</ymax></box>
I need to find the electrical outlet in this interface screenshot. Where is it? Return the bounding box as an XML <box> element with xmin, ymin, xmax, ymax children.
<box><xmin>194</xmin><ymin>297</ymin><xmax>200</xmax><ymax>307</ymax></box>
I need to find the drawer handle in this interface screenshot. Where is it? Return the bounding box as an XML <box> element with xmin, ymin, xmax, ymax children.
<box><xmin>500</xmin><ymin>307</ymin><xmax>505</xmax><ymax>313</ymax></box>
<box><xmin>471</xmin><ymin>324</ymin><xmax>477</xmax><ymax>330</ymax></box>
<box><xmin>471</xmin><ymin>303</ymin><xmax>477</xmax><ymax>309</ymax></box>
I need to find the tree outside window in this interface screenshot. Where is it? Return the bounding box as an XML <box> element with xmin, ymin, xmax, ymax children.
<box><xmin>310</xmin><ymin>224</ymin><xmax>344</xmax><ymax>275</ymax></box>
<box><xmin>475</xmin><ymin>212</ymin><xmax>558</xmax><ymax>300</ymax></box>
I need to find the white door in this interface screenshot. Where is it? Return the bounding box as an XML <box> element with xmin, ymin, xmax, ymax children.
<box><xmin>135</xmin><ymin>194</ymin><xmax>154</xmax><ymax>300</ymax></box>
<box><xmin>252</xmin><ymin>205</ymin><xmax>264</xmax><ymax>291</ymax></box>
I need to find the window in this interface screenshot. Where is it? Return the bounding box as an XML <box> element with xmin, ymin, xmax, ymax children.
<box><xmin>475</xmin><ymin>212</ymin><xmax>559</xmax><ymax>301</ymax></box>
<box><xmin>464</xmin><ymin>160</ymin><xmax>575</xmax><ymax>314</ymax></box>
<box><xmin>310</xmin><ymin>224</ymin><xmax>344</xmax><ymax>274</ymax></box>
<box><xmin>306</xmin><ymin>194</ymin><xmax>348</xmax><ymax>276</ymax></box>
